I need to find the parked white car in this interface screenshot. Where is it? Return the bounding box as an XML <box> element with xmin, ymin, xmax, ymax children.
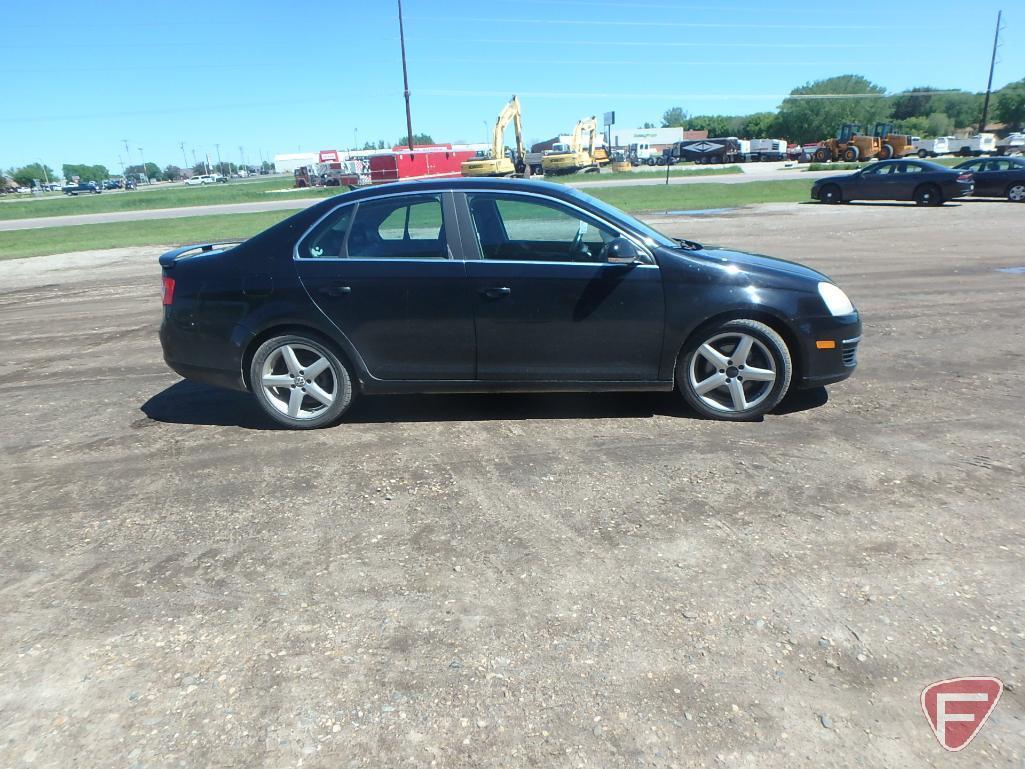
<box><xmin>184</xmin><ymin>174</ymin><xmax>221</xmax><ymax>186</ymax></box>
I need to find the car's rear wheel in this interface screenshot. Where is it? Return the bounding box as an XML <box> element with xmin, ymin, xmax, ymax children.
<box><xmin>678</xmin><ymin>319</ymin><xmax>792</xmax><ymax>421</ymax></box>
<box><xmin>914</xmin><ymin>184</ymin><xmax>942</xmax><ymax>206</ymax></box>
<box><xmin>1007</xmin><ymin>183</ymin><xmax>1025</xmax><ymax>202</ymax></box>
<box><xmin>819</xmin><ymin>184</ymin><xmax>842</xmax><ymax>204</ymax></box>
<box><xmin>917</xmin><ymin>149</ymin><xmax>928</xmax><ymax>158</ymax></box>
<box><xmin>250</xmin><ymin>334</ymin><xmax>354</xmax><ymax>429</ymax></box>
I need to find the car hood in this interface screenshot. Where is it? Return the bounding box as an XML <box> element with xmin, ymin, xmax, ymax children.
<box><xmin>812</xmin><ymin>172</ymin><xmax>857</xmax><ymax>185</ymax></box>
<box><xmin>690</xmin><ymin>247</ymin><xmax>829</xmax><ymax>283</ymax></box>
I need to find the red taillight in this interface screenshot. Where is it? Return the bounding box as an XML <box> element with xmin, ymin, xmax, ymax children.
<box><xmin>161</xmin><ymin>276</ymin><xmax>175</xmax><ymax>306</ymax></box>
<box><xmin>957</xmin><ymin>172</ymin><xmax>973</xmax><ymax>182</ymax></box>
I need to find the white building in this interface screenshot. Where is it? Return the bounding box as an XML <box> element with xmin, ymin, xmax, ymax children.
<box><xmin>611</xmin><ymin>127</ymin><xmax>705</xmax><ymax>148</ymax></box>
<box><xmin>273</xmin><ymin>152</ymin><xmax>319</xmax><ymax>174</ymax></box>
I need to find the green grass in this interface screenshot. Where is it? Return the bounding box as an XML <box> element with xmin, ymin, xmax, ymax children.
<box><xmin>583</xmin><ymin>179</ymin><xmax>812</xmax><ymax>212</ymax></box>
<box><xmin>0</xmin><ymin>178</ymin><xmax>815</xmax><ymax>261</ymax></box>
<box><xmin>0</xmin><ymin>176</ymin><xmax>334</xmax><ymax>221</ymax></box>
<box><xmin>0</xmin><ymin>211</ymin><xmax>293</xmax><ymax>260</ymax></box>
<box><xmin>546</xmin><ymin>165</ymin><xmax>742</xmax><ymax>184</ymax></box>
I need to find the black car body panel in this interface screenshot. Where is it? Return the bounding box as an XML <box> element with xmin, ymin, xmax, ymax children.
<box><xmin>954</xmin><ymin>157</ymin><xmax>1025</xmax><ymax>197</ymax></box>
<box><xmin>160</xmin><ymin>178</ymin><xmax>860</xmax><ymax>399</ymax></box>
<box><xmin>811</xmin><ymin>159</ymin><xmax>973</xmax><ymax>203</ymax></box>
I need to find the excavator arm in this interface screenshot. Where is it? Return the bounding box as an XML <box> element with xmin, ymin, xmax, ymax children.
<box><xmin>492</xmin><ymin>95</ymin><xmax>521</xmax><ymax>159</ymax></box>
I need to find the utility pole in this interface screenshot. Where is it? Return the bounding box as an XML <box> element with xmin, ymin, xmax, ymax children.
<box><xmin>980</xmin><ymin>10</ymin><xmax>1003</xmax><ymax>132</ymax></box>
<box><xmin>191</xmin><ymin>148</ymin><xmax>198</xmax><ymax>169</ymax></box>
<box><xmin>122</xmin><ymin>139</ymin><xmax>132</xmax><ymax>171</ymax></box>
<box><xmin>397</xmin><ymin>0</ymin><xmax>414</xmax><ymax>151</ymax></box>
<box><xmin>215</xmin><ymin>143</ymin><xmax>223</xmax><ymax>176</ymax></box>
<box><xmin>239</xmin><ymin>146</ymin><xmax>245</xmax><ymax>173</ymax></box>
<box><xmin>179</xmin><ymin>141</ymin><xmax>189</xmax><ymax>175</ymax></box>
<box><xmin>138</xmin><ymin>147</ymin><xmax>147</xmax><ymax>182</ymax></box>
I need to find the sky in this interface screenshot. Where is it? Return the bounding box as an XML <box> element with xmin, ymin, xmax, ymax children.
<box><xmin>2</xmin><ymin>0</ymin><xmax>1021</xmax><ymax>175</ymax></box>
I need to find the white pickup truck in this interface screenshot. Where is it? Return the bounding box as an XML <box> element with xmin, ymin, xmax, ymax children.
<box><xmin>996</xmin><ymin>133</ymin><xmax>1025</xmax><ymax>156</ymax></box>
<box><xmin>914</xmin><ymin>134</ymin><xmax>997</xmax><ymax>158</ymax></box>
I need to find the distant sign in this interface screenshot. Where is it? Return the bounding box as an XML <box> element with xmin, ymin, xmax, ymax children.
<box><xmin>319</xmin><ymin>149</ymin><xmax>340</xmax><ymax>163</ymax></box>
<box><xmin>603</xmin><ymin>111</ymin><xmax>615</xmax><ymax>127</ymax></box>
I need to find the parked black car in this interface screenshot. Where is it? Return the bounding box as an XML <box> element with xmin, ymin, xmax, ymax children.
<box><xmin>811</xmin><ymin>159</ymin><xmax>974</xmax><ymax>206</ymax></box>
<box><xmin>159</xmin><ymin>179</ymin><xmax>860</xmax><ymax>428</ymax></box>
<box><xmin>953</xmin><ymin>156</ymin><xmax>1025</xmax><ymax>202</ymax></box>
<box><xmin>62</xmin><ymin>181</ymin><xmax>101</xmax><ymax>195</ymax></box>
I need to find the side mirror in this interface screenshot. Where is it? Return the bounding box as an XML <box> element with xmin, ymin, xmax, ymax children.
<box><xmin>606</xmin><ymin>236</ymin><xmax>644</xmax><ymax>264</ymax></box>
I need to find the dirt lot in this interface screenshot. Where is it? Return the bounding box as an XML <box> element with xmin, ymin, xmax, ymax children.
<box><xmin>1</xmin><ymin>200</ymin><xmax>1023</xmax><ymax>768</ymax></box>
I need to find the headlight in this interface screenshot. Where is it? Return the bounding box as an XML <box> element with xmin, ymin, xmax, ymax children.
<box><xmin>818</xmin><ymin>282</ymin><xmax>854</xmax><ymax>316</ymax></box>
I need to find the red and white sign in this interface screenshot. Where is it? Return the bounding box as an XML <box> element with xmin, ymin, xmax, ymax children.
<box><xmin>921</xmin><ymin>677</ymin><xmax>1002</xmax><ymax>751</ymax></box>
<box><xmin>318</xmin><ymin>149</ymin><xmax>340</xmax><ymax>163</ymax></box>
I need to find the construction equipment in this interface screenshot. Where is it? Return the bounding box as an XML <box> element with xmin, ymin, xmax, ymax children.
<box><xmin>541</xmin><ymin>116</ymin><xmax>609</xmax><ymax>175</ymax></box>
<box><xmin>461</xmin><ymin>95</ymin><xmax>527</xmax><ymax>177</ymax></box>
<box><xmin>812</xmin><ymin>123</ymin><xmax>867</xmax><ymax>163</ymax></box>
<box><xmin>870</xmin><ymin>122</ymin><xmax>914</xmax><ymax>160</ymax></box>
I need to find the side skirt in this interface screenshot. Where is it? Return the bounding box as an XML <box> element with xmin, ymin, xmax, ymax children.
<box><xmin>359</xmin><ymin>379</ymin><xmax>675</xmax><ymax>396</ymax></box>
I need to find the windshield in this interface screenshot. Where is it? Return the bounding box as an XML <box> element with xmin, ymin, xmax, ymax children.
<box><xmin>566</xmin><ymin>186</ymin><xmax>680</xmax><ymax>249</ymax></box>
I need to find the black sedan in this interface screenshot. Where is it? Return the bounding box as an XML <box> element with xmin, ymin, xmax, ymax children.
<box><xmin>159</xmin><ymin>178</ymin><xmax>861</xmax><ymax>428</ymax></box>
<box><xmin>954</xmin><ymin>156</ymin><xmax>1025</xmax><ymax>202</ymax></box>
<box><xmin>811</xmin><ymin>159</ymin><xmax>974</xmax><ymax>206</ymax></box>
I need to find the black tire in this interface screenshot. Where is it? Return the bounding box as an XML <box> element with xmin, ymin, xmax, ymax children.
<box><xmin>880</xmin><ymin>143</ymin><xmax>895</xmax><ymax>160</ymax></box>
<box><xmin>917</xmin><ymin>149</ymin><xmax>928</xmax><ymax>158</ymax></box>
<box><xmin>1008</xmin><ymin>183</ymin><xmax>1025</xmax><ymax>203</ymax></box>
<box><xmin>913</xmin><ymin>184</ymin><xmax>943</xmax><ymax>206</ymax></box>
<box><xmin>819</xmin><ymin>184</ymin><xmax>842</xmax><ymax>204</ymax></box>
<box><xmin>677</xmin><ymin>319</ymin><xmax>793</xmax><ymax>422</ymax></box>
<box><xmin>646</xmin><ymin>157</ymin><xmax>655</xmax><ymax>166</ymax></box>
<box><xmin>249</xmin><ymin>333</ymin><xmax>354</xmax><ymax>429</ymax></box>
<box><xmin>843</xmin><ymin>146</ymin><xmax>860</xmax><ymax>162</ymax></box>
<box><xmin>813</xmin><ymin>147</ymin><xmax>831</xmax><ymax>163</ymax></box>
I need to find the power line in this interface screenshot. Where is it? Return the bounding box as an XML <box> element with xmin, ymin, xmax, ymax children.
<box><xmin>409</xmin><ymin>36</ymin><xmax>891</xmax><ymax>48</ymax></box>
<box><xmin>411</xmin><ymin>15</ymin><xmax>910</xmax><ymax>30</ymax></box>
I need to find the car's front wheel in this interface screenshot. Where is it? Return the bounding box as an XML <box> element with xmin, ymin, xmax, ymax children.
<box><xmin>250</xmin><ymin>334</ymin><xmax>354</xmax><ymax>429</ymax></box>
<box><xmin>678</xmin><ymin>319</ymin><xmax>792</xmax><ymax>421</ymax></box>
<box><xmin>819</xmin><ymin>184</ymin><xmax>842</xmax><ymax>204</ymax></box>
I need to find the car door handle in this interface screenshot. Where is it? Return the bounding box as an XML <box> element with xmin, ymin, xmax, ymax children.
<box><xmin>482</xmin><ymin>286</ymin><xmax>511</xmax><ymax>299</ymax></box>
<box><xmin>319</xmin><ymin>284</ymin><xmax>351</xmax><ymax>297</ymax></box>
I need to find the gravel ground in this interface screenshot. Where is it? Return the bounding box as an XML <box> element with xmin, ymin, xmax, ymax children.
<box><xmin>1</xmin><ymin>199</ymin><xmax>1023</xmax><ymax>768</ymax></box>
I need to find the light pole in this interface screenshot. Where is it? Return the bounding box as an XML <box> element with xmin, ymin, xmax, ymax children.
<box><xmin>239</xmin><ymin>146</ymin><xmax>245</xmax><ymax>174</ymax></box>
<box><xmin>483</xmin><ymin>119</ymin><xmax>489</xmax><ymax>150</ymax></box>
<box><xmin>36</xmin><ymin>158</ymin><xmax>50</xmax><ymax>186</ymax></box>
<box><xmin>138</xmin><ymin>147</ymin><xmax>147</xmax><ymax>183</ymax></box>
<box><xmin>179</xmin><ymin>141</ymin><xmax>189</xmax><ymax>177</ymax></box>
<box><xmin>122</xmin><ymin>139</ymin><xmax>132</xmax><ymax>171</ymax></box>
<box><xmin>215</xmin><ymin>143</ymin><xmax>223</xmax><ymax>177</ymax></box>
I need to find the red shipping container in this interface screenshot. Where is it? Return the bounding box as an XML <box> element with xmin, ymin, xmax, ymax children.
<box><xmin>368</xmin><ymin>144</ymin><xmax>477</xmax><ymax>184</ymax></box>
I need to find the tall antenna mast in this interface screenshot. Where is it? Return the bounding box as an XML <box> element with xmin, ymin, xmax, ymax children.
<box><xmin>979</xmin><ymin>10</ymin><xmax>1003</xmax><ymax>132</ymax></box>
<box><xmin>398</xmin><ymin>0</ymin><xmax>415</xmax><ymax>151</ymax></box>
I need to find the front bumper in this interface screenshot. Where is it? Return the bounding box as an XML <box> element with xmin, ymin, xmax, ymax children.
<box><xmin>795</xmin><ymin>312</ymin><xmax>862</xmax><ymax>388</ymax></box>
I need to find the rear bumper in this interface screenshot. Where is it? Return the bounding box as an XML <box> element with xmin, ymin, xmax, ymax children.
<box><xmin>795</xmin><ymin>313</ymin><xmax>861</xmax><ymax>388</ymax></box>
<box><xmin>159</xmin><ymin>313</ymin><xmax>251</xmax><ymax>393</ymax></box>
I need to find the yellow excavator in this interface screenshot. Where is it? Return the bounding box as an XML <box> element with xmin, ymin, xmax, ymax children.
<box><xmin>461</xmin><ymin>95</ymin><xmax>527</xmax><ymax>177</ymax></box>
<box><xmin>541</xmin><ymin>116</ymin><xmax>610</xmax><ymax>175</ymax></box>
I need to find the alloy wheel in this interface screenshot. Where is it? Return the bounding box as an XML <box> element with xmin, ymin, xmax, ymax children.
<box><xmin>260</xmin><ymin>343</ymin><xmax>337</xmax><ymax>420</ymax></box>
<box><xmin>1009</xmin><ymin>184</ymin><xmax>1025</xmax><ymax>202</ymax></box>
<box><xmin>687</xmin><ymin>332</ymin><xmax>777</xmax><ymax>413</ymax></box>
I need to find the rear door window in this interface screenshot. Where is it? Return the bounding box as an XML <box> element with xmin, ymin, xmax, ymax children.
<box><xmin>348</xmin><ymin>195</ymin><xmax>447</xmax><ymax>259</ymax></box>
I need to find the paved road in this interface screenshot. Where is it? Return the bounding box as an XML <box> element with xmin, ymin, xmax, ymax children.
<box><xmin>0</xmin><ymin>169</ymin><xmax>837</xmax><ymax>232</ymax></box>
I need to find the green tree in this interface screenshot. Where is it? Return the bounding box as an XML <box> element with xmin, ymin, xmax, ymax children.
<box><xmin>62</xmin><ymin>163</ymin><xmax>109</xmax><ymax>183</ymax></box>
<box><xmin>994</xmin><ymin>79</ymin><xmax>1025</xmax><ymax>130</ymax></box>
<box><xmin>735</xmin><ymin>112</ymin><xmax>778</xmax><ymax>138</ymax></box>
<box><xmin>775</xmin><ymin>74</ymin><xmax>890</xmax><ymax>144</ymax></box>
<box><xmin>661</xmin><ymin>107</ymin><xmax>686</xmax><ymax>127</ymax></box>
<box><xmin>683</xmin><ymin>114</ymin><xmax>732</xmax><ymax>136</ymax></box>
<box><xmin>397</xmin><ymin>132</ymin><xmax>435</xmax><ymax>147</ymax></box>
<box><xmin>930</xmin><ymin>91</ymin><xmax>983</xmax><ymax>129</ymax></box>
<box><xmin>127</xmin><ymin>162</ymin><xmax>161</xmax><ymax>181</ymax></box>
<box><xmin>163</xmin><ymin>164</ymin><xmax>183</xmax><ymax>181</ymax></box>
<box><xmin>11</xmin><ymin>162</ymin><xmax>57</xmax><ymax>187</ymax></box>
<box><xmin>891</xmin><ymin>87</ymin><xmax>938</xmax><ymax>120</ymax></box>
<box><xmin>641</xmin><ymin>121</ymin><xmax>655</xmax><ymax>129</ymax></box>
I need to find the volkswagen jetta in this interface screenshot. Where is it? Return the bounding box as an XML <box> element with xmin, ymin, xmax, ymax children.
<box><xmin>159</xmin><ymin>178</ymin><xmax>860</xmax><ymax>428</ymax></box>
